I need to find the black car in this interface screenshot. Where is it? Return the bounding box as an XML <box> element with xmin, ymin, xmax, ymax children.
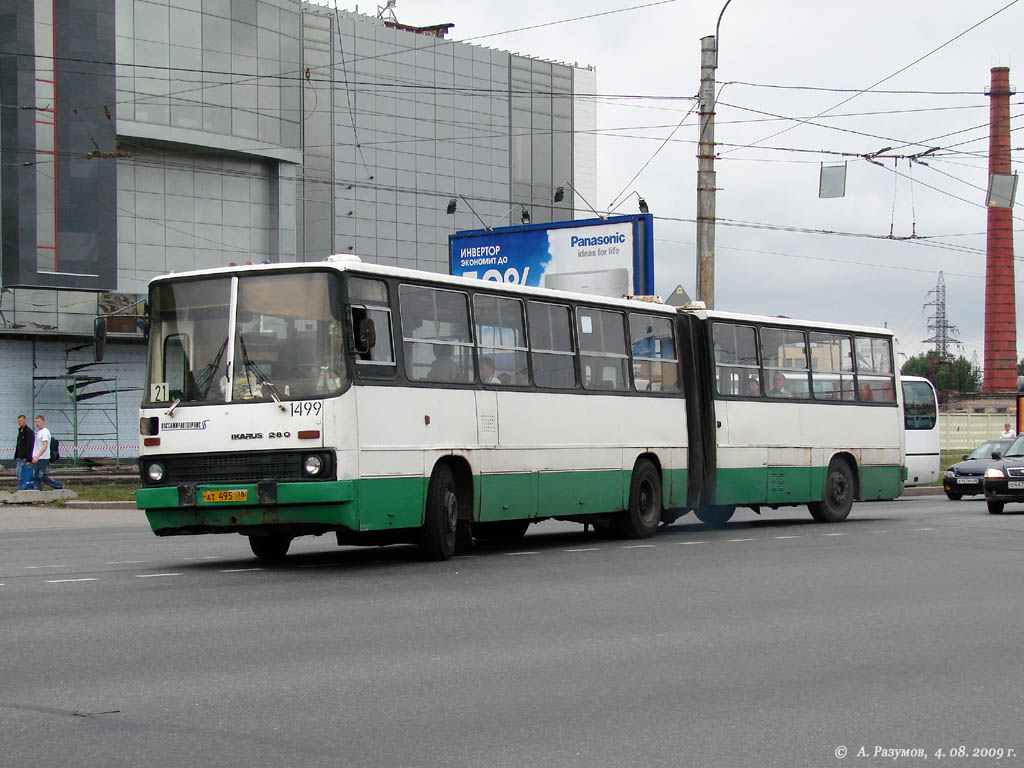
<box><xmin>982</xmin><ymin>435</ymin><xmax>1024</xmax><ymax>513</ymax></box>
<box><xmin>943</xmin><ymin>438</ymin><xmax>1015</xmax><ymax>500</ymax></box>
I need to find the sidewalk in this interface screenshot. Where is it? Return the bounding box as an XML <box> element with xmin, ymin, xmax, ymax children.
<box><xmin>0</xmin><ymin>504</ymin><xmax>144</xmax><ymax>531</ymax></box>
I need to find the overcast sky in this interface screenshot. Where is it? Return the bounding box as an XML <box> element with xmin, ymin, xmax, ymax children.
<box><xmin>326</xmin><ymin>0</ymin><xmax>1022</xmax><ymax>369</ymax></box>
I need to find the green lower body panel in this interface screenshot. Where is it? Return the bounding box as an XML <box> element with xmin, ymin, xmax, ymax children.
<box><xmin>355</xmin><ymin>476</ymin><xmax>426</xmax><ymax>531</ymax></box>
<box><xmin>136</xmin><ymin>466</ymin><xmax>690</xmax><ymax>536</ymax></box>
<box><xmin>665</xmin><ymin>468</ymin><xmax>688</xmax><ymax>509</ymax></box>
<box><xmin>714</xmin><ymin>467</ymin><xmax>768</xmax><ymax>506</ymax></box>
<box><xmin>714</xmin><ymin>464</ymin><xmax>903</xmax><ymax>506</ymax></box>
<box><xmin>536</xmin><ymin>469</ymin><xmax>628</xmax><ymax>518</ymax></box>
<box><xmin>145</xmin><ymin>503</ymin><xmax>359</xmax><ymax>535</ymax></box>
<box><xmin>859</xmin><ymin>465</ymin><xmax>904</xmax><ymax>500</ymax></box>
<box><xmin>138</xmin><ymin>481</ymin><xmax>357</xmax><ymax>536</ymax></box>
<box><xmin>480</xmin><ymin>472</ymin><xmax>539</xmax><ymax>522</ymax></box>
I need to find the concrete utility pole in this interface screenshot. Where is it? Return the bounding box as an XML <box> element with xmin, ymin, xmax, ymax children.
<box><xmin>696</xmin><ymin>34</ymin><xmax>718</xmax><ymax>308</ymax></box>
<box><xmin>983</xmin><ymin>66</ymin><xmax>1017</xmax><ymax>392</ymax></box>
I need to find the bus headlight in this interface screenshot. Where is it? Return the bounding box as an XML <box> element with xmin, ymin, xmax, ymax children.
<box><xmin>147</xmin><ymin>462</ymin><xmax>166</xmax><ymax>482</ymax></box>
<box><xmin>303</xmin><ymin>455</ymin><xmax>324</xmax><ymax>477</ymax></box>
<box><xmin>985</xmin><ymin>467</ymin><xmax>1005</xmax><ymax>479</ymax></box>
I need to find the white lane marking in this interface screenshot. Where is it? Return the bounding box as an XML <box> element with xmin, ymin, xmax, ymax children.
<box><xmin>822</xmin><ymin>533</ymin><xmax>844</xmax><ymax>537</ymax></box>
<box><xmin>183</xmin><ymin>556</ymin><xmax>218</xmax><ymax>561</ymax></box>
<box><xmin>564</xmin><ymin>547</ymin><xmax>600</xmax><ymax>552</ymax></box>
<box><xmin>871</xmin><ymin>530</ymin><xmax>890</xmax><ymax>533</ymax></box>
<box><xmin>679</xmin><ymin>541</ymin><xmax>708</xmax><ymax>545</ymax></box>
<box><xmin>106</xmin><ymin>560</ymin><xmax>146</xmax><ymax>565</ymax></box>
<box><xmin>774</xmin><ymin>535</ymin><xmax>801</xmax><ymax>539</ymax></box>
<box><xmin>727</xmin><ymin>538</ymin><xmax>756</xmax><ymax>542</ymax></box>
<box><xmin>218</xmin><ymin>568</ymin><xmax>264</xmax><ymax>573</ymax></box>
<box><xmin>45</xmin><ymin>578</ymin><xmax>97</xmax><ymax>583</ymax></box>
<box><xmin>135</xmin><ymin>573</ymin><xmax>182</xmax><ymax>578</ymax></box>
<box><xmin>622</xmin><ymin>544</ymin><xmax>655</xmax><ymax>549</ymax></box>
<box><xmin>24</xmin><ymin>564</ymin><xmax>69</xmax><ymax>569</ymax></box>
<box><xmin>912</xmin><ymin>527</ymin><xmax>934</xmax><ymax>531</ymax></box>
<box><xmin>505</xmin><ymin>551</ymin><xmax>539</xmax><ymax>556</ymax></box>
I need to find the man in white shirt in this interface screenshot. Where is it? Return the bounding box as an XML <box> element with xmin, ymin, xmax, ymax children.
<box><xmin>29</xmin><ymin>415</ymin><xmax>63</xmax><ymax>490</ymax></box>
<box><xmin>1001</xmin><ymin>423</ymin><xmax>1016</xmax><ymax>439</ymax></box>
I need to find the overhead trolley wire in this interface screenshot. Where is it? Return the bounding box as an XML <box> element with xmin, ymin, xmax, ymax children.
<box><xmin>719</xmin><ymin>0</ymin><xmax>1023</xmax><ymax>155</ymax></box>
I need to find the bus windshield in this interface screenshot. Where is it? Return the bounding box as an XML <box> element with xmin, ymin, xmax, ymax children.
<box><xmin>145</xmin><ymin>271</ymin><xmax>344</xmax><ymax>406</ymax></box>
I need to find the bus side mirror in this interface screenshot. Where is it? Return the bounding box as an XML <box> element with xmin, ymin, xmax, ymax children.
<box><xmin>355</xmin><ymin>317</ymin><xmax>376</xmax><ymax>355</ymax></box>
<box><xmin>93</xmin><ymin>316</ymin><xmax>107</xmax><ymax>362</ymax></box>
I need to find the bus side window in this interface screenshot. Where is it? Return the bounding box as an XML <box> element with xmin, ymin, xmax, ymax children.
<box><xmin>350</xmin><ymin>305</ymin><xmax>395</xmax><ymax>365</ymax></box>
<box><xmin>474</xmin><ymin>294</ymin><xmax>527</xmax><ymax>385</ymax></box>
<box><xmin>809</xmin><ymin>331</ymin><xmax>855</xmax><ymax>401</ymax></box>
<box><xmin>712</xmin><ymin>322</ymin><xmax>759</xmax><ymax>397</ymax></box>
<box><xmin>855</xmin><ymin>336</ymin><xmax>896</xmax><ymax>402</ymax></box>
<box><xmin>398</xmin><ymin>284</ymin><xmax>473</xmax><ymax>384</ymax></box>
<box><xmin>577</xmin><ymin>307</ymin><xmax>628</xmax><ymax>391</ymax></box>
<box><xmin>527</xmin><ymin>301</ymin><xmax>576</xmax><ymax>389</ymax></box>
<box><xmin>629</xmin><ymin>313</ymin><xmax>679</xmax><ymax>393</ymax></box>
<box><xmin>761</xmin><ymin>327</ymin><xmax>810</xmax><ymax>399</ymax></box>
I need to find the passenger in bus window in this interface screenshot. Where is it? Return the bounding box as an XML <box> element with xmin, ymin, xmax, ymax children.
<box><xmin>514</xmin><ymin>368</ymin><xmax>529</xmax><ymax>386</ymax></box>
<box><xmin>479</xmin><ymin>356</ymin><xmax>500</xmax><ymax>384</ymax></box>
<box><xmin>769</xmin><ymin>371</ymin><xmax>790</xmax><ymax>397</ymax></box>
<box><xmin>859</xmin><ymin>383</ymin><xmax>874</xmax><ymax>401</ymax></box>
<box><xmin>429</xmin><ymin>345</ymin><xmax>458</xmax><ymax>382</ymax></box>
<box><xmin>745</xmin><ymin>375</ymin><xmax>760</xmax><ymax>396</ymax></box>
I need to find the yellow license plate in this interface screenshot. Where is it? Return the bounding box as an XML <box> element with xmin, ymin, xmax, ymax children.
<box><xmin>202</xmin><ymin>489</ymin><xmax>249</xmax><ymax>503</ymax></box>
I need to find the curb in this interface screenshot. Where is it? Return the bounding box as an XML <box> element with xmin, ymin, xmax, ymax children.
<box><xmin>64</xmin><ymin>500</ymin><xmax>138</xmax><ymax>509</ymax></box>
<box><xmin>901</xmin><ymin>486</ymin><xmax>944</xmax><ymax>497</ymax></box>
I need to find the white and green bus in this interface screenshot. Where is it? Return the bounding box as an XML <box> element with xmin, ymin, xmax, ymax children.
<box><xmin>119</xmin><ymin>257</ymin><xmax>904</xmax><ymax>560</ymax></box>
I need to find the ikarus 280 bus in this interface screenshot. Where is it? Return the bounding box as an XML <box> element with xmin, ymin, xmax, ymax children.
<box><xmin>110</xmin><ymin>256</ymin><xmax>905</xmax><ymax>560</ymax></box>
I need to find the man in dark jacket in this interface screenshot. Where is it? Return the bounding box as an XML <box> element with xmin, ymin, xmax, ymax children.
<box><xmin>14</xmin><ymin>414</ymin><xmax>33</xmax><ymax>484</ymax></box>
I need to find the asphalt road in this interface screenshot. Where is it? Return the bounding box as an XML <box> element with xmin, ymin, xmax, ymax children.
<box><xmin>2</xmin><ymin>497</ymin><xmax>1022</xmax><ymax>768</ymax></box>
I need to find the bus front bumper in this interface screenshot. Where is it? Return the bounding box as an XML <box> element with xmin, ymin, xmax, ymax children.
<box><xmin>137</xmin><ymin>481</ymin><xmax>356</xmax><ymax>535</ymax></box>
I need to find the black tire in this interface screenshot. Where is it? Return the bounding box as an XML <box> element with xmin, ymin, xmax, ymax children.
<box><xmin>809</xmin><ymin>459</ymin><xmax>854</xmax><ymax>523</ymax></box>
<box><xmin>248</xmin><ymin>534</ymin><xmax>292</xmax><ymax>561</ymax></box>
<box><xmin>694</xmin><ymin>505</ymin><xmax>735</xmax><ymax>527</ymax></box>
<box><xmin>987</xmin><ymin>499</ymin><xmax>1004</xmax><ymax>515</ymax></box>
<box><xmin>419</xmin><ymin>463</ymin><xmax>459</xmax><ymax>560</ymax></box>
<box><xmin>471</xmin><ymin>519</ymin><xmax>531</xmax><ymax>542</ymax></box>
<box><xmin>945</xmin><ymin>490</ymin><xmax>963</xmax><ymax>501</ymax></box>
<box><xmin>614</xmin><ymin>460</ymin><xmax>663</xmax><ymax>538</ymax></box>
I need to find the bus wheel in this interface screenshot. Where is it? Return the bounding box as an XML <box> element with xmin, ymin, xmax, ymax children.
<box><xmin>809</xmin><ymin>460</ymin><xmax>854</xmax><ymax>522</ymax></box>
<box><xmin>419</xmin><ymin>463</ymin><xmax>459</xmax><ymax>560</ymax></box>
<box><xmin>987</xmin><ymin>499</ymin><xmax>1004</xmax><ymax>515</ymax></box>
<box><xmin>472</xmin><ymin>519</ymin><xmax>530</xmax><ymax>542</ymax></box>
<box><xmin>695</xmin><ymin>505</ymin><xmax>734</xmax><ymax>527</ymax></box>
<box><xmin>248</xmin><ymin>534</ymin><xmax>292</xmax><ymax>560</ymax></box>
<box><xmin>615</xmin><ymin>460</ymin><xmax>662</xmax><ymax>538</ymax></box>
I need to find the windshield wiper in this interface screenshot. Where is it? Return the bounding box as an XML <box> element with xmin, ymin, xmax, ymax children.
<box><xmin>237</xmin><ymin>335</ymin><xmax>286</xmax><ymax>411</ymax></box>
<box><xmin>189</xmin><ymin>339</ymin><xmax>228</xmax><ymax>401</ymax></box>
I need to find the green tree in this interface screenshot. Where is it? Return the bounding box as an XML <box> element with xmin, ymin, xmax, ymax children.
<box><xmin>901</xmin><ymin>352</ymin><xmax>981</xmax><ymax>393</ymax></box>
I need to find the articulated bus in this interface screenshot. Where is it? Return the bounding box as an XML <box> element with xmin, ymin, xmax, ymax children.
<box><xmin>124</xmin><ymin>257</ymin><xmax>905</xmax><ymax>560</ymax></box>
<box><xmin>901</xmin><ymin>375</ymin><xmax>940</xmax><ymax>486</ymax></box>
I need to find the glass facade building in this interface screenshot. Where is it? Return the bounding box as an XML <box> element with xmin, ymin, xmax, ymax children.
<box><xmin>0</xmin><ymin>1</ymin><xmax>595</xmax><ymax>458</ymax></box>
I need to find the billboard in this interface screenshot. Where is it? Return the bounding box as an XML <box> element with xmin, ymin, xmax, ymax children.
<box><xmin>449</xmin><ymin>214</ymin><xmax>654</xmax><ymax>298</ymax></box>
